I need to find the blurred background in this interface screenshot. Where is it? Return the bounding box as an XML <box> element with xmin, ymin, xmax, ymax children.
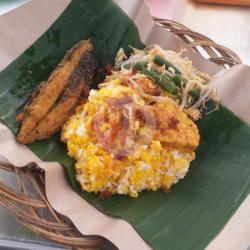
<box><xmin>145</xmin><ymin>0</ymin><xmax>250</xmax><ymax>65</ymax></box>
<box><xmin>0</xmin><ymin>0</ymin><xmax>29</xmax><ymax>15</ymax></box>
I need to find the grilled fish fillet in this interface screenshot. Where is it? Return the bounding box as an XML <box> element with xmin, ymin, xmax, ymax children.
<box><xmin>17</xmin><ymin>40</ymin><xmax>95</xmax><ymax>144</ymax></box>
<box><xmin>153</xmin><ymin>104</ymin><xmax>200</xmax><ymax>152</ymax></box>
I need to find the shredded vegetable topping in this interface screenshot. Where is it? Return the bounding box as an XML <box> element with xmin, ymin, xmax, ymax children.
<box><xmin>108</xmin><ymin>45</ymin><xmax>218</xmax><ymax>119</ymax></box>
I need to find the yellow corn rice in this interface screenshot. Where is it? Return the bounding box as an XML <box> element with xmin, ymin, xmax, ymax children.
<box><xmin>62</xmin><ymin>79</ymin><xmax>195</xmax><ymax>198</ymax></box>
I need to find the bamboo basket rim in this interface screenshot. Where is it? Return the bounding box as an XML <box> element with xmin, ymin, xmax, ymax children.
<box><xmin>0</xmin><ymin>18</ymin><xmax>241</xmax><ymax>250</ymax></box>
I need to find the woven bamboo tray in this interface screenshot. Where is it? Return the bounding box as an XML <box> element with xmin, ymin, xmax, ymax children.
<box><xmin>0</xmin><ymin>19</ymin><xmax>241</xmax><ymax>250</ymax></box>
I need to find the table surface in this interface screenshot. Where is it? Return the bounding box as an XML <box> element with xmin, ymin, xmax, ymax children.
<box><xmin>146</xmin><ymin>0</ymin><xmax>250</xmax><ymax>65</ymax></box>
<box><xmin>0</xmin><ymin>0</ymin><xmax>249</xmax><ymax>249</ymax></box>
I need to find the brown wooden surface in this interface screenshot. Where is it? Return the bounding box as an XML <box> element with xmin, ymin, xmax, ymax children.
<box><xmin>194</xmin><ymin>0</ymin><xmax>250</xmax><ymax>6</ymax></box>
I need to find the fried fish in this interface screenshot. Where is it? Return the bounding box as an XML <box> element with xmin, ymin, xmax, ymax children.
<box><xmin>17</xmin><ymin>40</ymin><xmax>95</xmax><ymax>144</ymax></box>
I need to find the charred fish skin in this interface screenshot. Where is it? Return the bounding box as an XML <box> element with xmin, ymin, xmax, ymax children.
<box><xmin>25</xmin><ymin>52</ymin><xmax>95</xmax><ymax>141</ymax></box>
<box><xmin>17</xmin><ymin>40</ymin><xmax>95</xmax><ymax>144</ymax></box>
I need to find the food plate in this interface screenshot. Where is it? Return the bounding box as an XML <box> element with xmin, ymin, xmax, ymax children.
<box><xmin>0</xmin><ymin>0</ymin><xmax>249</xmax><ymax>249</ymax></box>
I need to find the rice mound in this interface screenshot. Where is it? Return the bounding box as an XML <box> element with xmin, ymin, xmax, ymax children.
<box><xmin>62</xmin><ymin>79</ymin><xmax>195</xmax><ymax>198</ymax></box>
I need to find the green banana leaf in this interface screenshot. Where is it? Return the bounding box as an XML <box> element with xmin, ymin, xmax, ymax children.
<box><xmin>0</xmin><ymin>0</ymin><xmax>249</xmax><ymax>249</ymax></box>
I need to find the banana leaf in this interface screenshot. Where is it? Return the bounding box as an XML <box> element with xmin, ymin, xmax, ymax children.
<box><xmin>0</xmin><ymin>0</ymin><xmax>249</xmax><ymax>249</ymax></box>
